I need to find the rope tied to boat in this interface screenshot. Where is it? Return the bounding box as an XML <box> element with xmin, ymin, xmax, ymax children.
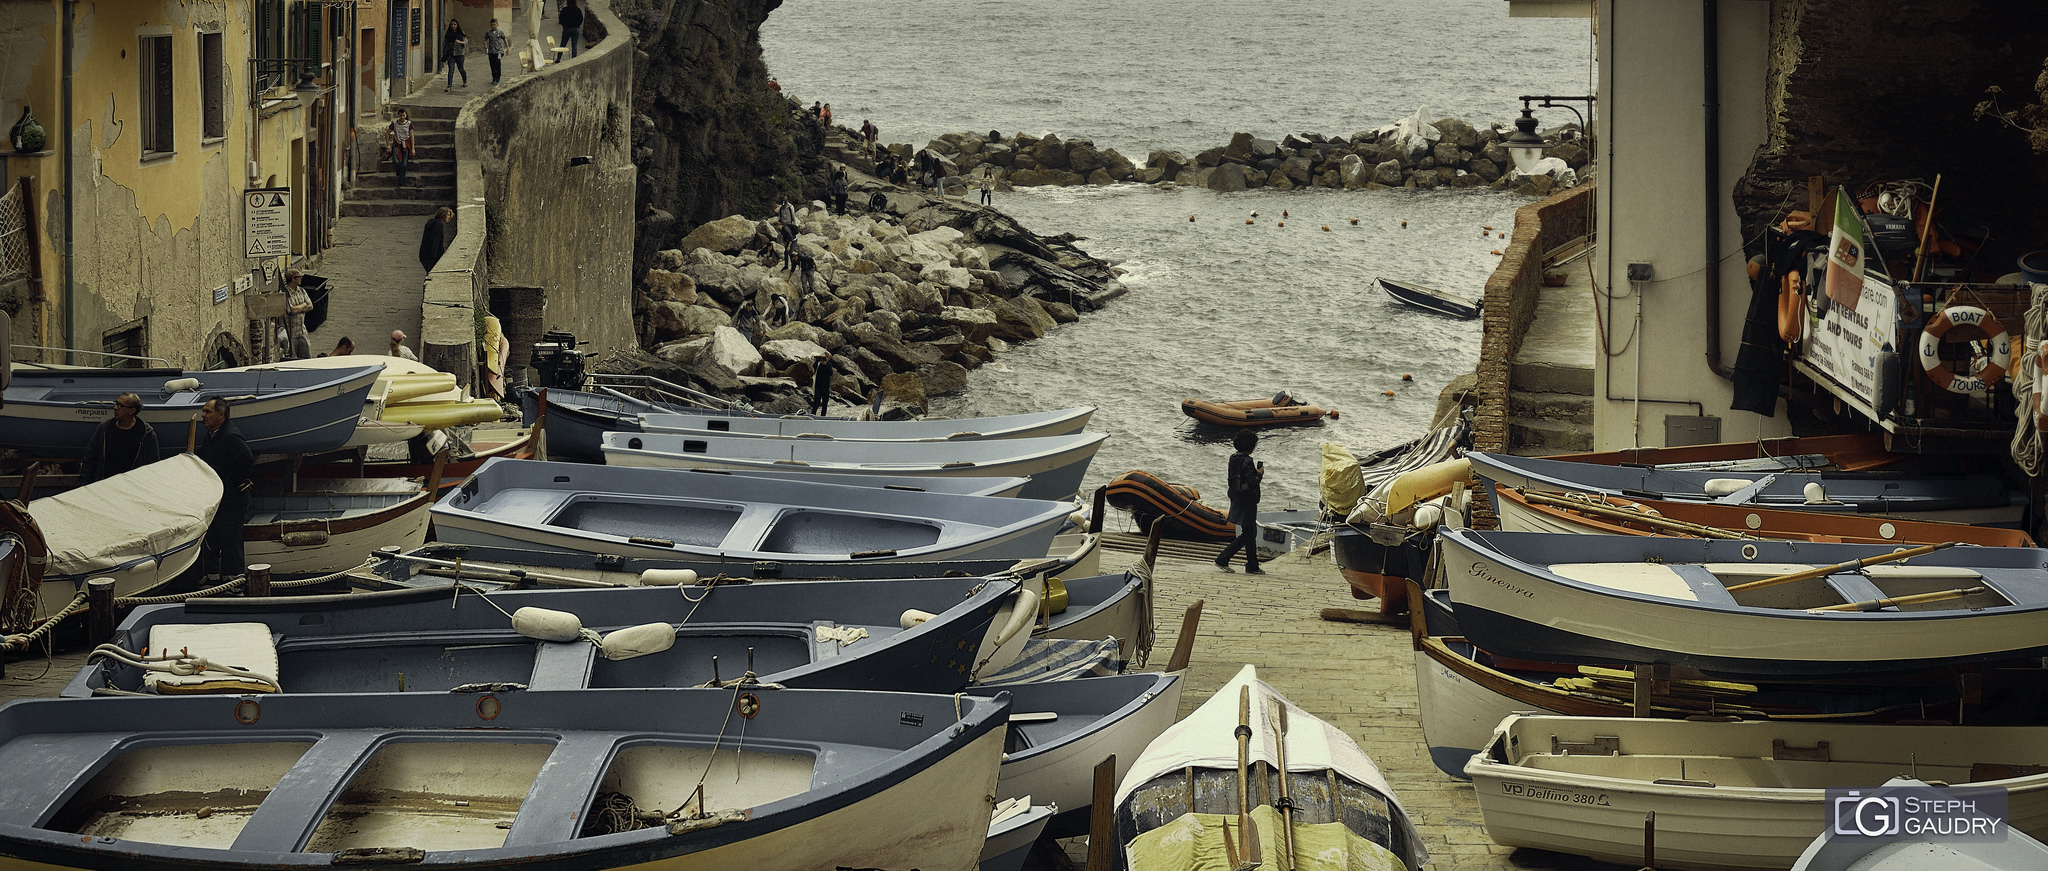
<box><xmin>85</xmin><ymin>642</ymin><xmax>281</xmax><ymax>693</ymax></box>
<box><xmin>0</xmin><ymin>590</ymin><xmax>88</xmax><ymax>654</ymax></box>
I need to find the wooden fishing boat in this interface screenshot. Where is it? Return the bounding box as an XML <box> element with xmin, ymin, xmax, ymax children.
<box><xmin>1113</xmin><ymin>664</ymin><xmax>1429</xmax><ymax>871</ymax></box>
<box><xmin>347</xmin><ymin>541</ymin><xmax>1146</xmax><ymax>662</ymax></box>
<box><xmin>1467</xmin><ymin>714</ymin><xmax>2048</xmax><ymax>870</ymax></box>
<box><xmin>1491</xmin><ymin>486</ymin><xmax>2037</xmax><ymax>546</ymax></box>
<box><xmin>1553</xmin><ymin>432</ymin><xmax>1908</xmax><ymax>473</ymax></box>
<box><xmin>242</xmin><ymin>477</ymin><xmax>433</xmax><ymax>579</ymax></box>
<box><xmin>1180</xmin><ymin>395</ymin><xmax>1335</xmax><ymax>427</ymax></box>
<box><xmin>1441</xmin><ymin>527</ymin><xmax>2048</xmax><ymax>677</ymax></box>
<box><xmin>652</xmin><ymin>466</ymin><xmax>1033</xmax><ymax>498</ymax></box>
<box><xmin>1408</xmin><ymin>585</ymin><xmax>1980</xmax><ymax>781</ymax></box>
<box><xmin>0</xmin><ymin>685</ymin><xmax>1008</xmax><ymax>871</ymax></box>
<box><xmin>1377</xmin><ymin>276</ymin><xmax>1480</xmax><ymax>319</ymax></box>
<box><xmin>228</xmin><ymin>356</ymin><xmax>506</xmax><ymax>447</ymax></box>
<box><xmin>432</xmin><ymin>458</ymin><xmax>1076</xmax><ymax>565</ymax></box>
<box><xmin>602</xmin><ymin>431</ymin><xmax>1108</xmax><ymax>501</ymax></box>
<box><xmin>979</xmin><ymin>799</ymin><xmax>1054</xmax><ymax>871</ymax></box>
<box><xmin>1467</xmin><ymin>450</ymin><xmax>2027</xmax><ymax>526</ymax></box>
<box><xmin>1103</xmin><ymin>469</ymin><xmax>1232</xmax><ymax>542</ymax></box>
<box><xmin>295</xmin><ymin>426</ymin><xmax>537</xmax><ymax>495</ymax></box>
<box><xmin>26</xmin><ymin>454</ymin><xmax>219</xmax><ymax>622</ymax></box>
<box><xmin>0</xmin><ymin>364</ymin><xmax>381</xmax><ymax>459</ymax></box>
<box><xmin>1792</xmin><ymin>778</ymin><xmax>2048</xmax><ymax>870</ymax></box>
<box><xmin>517</xmin><ymin>386</ymin><xmax>836</xmax><ymax>462</ymax></box>
<box><xmin>640</xmin><ymin>404</ymin><xmax>1094</xmax><ymax>441</ymax></box>
<box><xmin>64</xmin><ymin>573</ymin><xmax>1034</xmax><ymax>697</ymax></box>
<box><xmin>982</xmin><ymin>671</ymin><xmax>1184</xmax><ymax>838</ymax></box>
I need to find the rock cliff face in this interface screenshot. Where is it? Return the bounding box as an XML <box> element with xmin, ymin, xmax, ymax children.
<box><xmin>612</xmin><ymin>0</ymin><xmax>820</xmax><ymax>278</ymax></box>
<box><xmin>1735</xmin><ymin>0</ymin><xmax>2048</xmax><ymax>259</ymax></box>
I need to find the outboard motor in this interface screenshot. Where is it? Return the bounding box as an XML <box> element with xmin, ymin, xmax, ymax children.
<box><xmin>530</xmin><ymin>330</ymin><xmax>586</xmax><ymax>390</ymax></box>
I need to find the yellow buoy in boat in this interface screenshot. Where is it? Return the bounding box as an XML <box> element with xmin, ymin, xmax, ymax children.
<box><xmin>1041</xmin><ymin>577</ymin><xmax>1070</xmax><ymax>616</ymax></box>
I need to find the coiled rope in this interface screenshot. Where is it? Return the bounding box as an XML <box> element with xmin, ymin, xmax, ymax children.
<box><xmin>2014</xmin><ymin>286</ymin><xmax>2048</xmax><ymax>477</ymax></box>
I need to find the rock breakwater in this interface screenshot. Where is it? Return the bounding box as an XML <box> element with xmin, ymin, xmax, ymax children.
<box><xmin>619</xmin><ymin>185</ymin><xmax>1124</xmax><ymax>417</ymax></box>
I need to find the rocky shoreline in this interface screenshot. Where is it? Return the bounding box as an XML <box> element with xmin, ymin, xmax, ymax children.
<box><xmin>618</xmin><ymin>177</ymin><xmax>1125</xmax><ymax>417</ymax></box>
<box><xmin>619</xmin><ymin>104</ymin><xmax>1590</xmax><ymax>416</ymax></box>
<box><xmin>837</xmin><ymin>107</ymin><xmax>1591</xmax><ymax>198</ymax></box>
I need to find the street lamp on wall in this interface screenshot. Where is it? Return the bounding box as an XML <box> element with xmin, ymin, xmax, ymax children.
<box><xmin>1504</xmin><ymin>104</ymin><xmax>1547</xmax><ymax>174</ymax></box>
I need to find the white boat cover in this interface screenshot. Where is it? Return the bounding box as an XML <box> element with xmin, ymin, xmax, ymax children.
<box><xmin>32</xmin><ymin>454</ymin><xmax>221</xmax><ymax>579</ymax></box>
<box><xmin>1114</xmin><ymin>664</ymin><xmax>1415</xmax><ymax>833</ymax></box>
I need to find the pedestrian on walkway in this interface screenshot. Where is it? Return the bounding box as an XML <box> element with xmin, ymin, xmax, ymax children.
<box><xmin>78</xmin><ymin>393</ymin><xmax>159</xmax><ymax>485</ymax></box>
<box><xmin>390</xmin><ymin>330</ymin><xmax>419</xmax><ymax>361</ymax></box>
<box><xmin>196</xmin><ymin>398</ymin><xmax>253</xmax><ymax>583</ymax></box>
<box><xmin>420</xmin><ymin>207</ymin><xmax>453</xmax><ymax>272</ymax></box>
<box><xmin>559</xmin><ymin>0</ymin><xmax>584</xmax><ymax>58</ymax></box>
<box><xmin>485</xmin><ymin>19</ymin><xmax>508</xmax><ymax>86</ymax></box>
<box><xmin>283</xmin><ymin>269</ymin><xmax>314</xmax><ymax>359</ymax></box>
<box><xmin>325</xmin><ymin>337</ymin><xmax>355</xmax><ymax>357</ymax></box>
<box><xmin>443</xmin><ymin>19</ymin><xmax>470</xmax><ymax>90</ymax></box>
<box><xmin>1214</xmin><ymin>430</ymin><xmax>1266</xmax><ymax>575</ymax></box>
<box><xmin>389</xmin><ymin>109</ymin><xmax>415</xmax><ymax>185</ymax></box>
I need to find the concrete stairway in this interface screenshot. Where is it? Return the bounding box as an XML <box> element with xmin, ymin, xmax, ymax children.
<box><xmin>1508</xmin><ymin>269</ymin><xmax>1597</xmax><ymax>455</ymax></box>
<box><xmin>342</xmin><ymin>103</ymin><xmax>457</xmax><ymax>217</ymax></box>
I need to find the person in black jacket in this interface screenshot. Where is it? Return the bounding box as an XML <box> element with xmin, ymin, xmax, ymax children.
<box><xmin>1213</xmin><ymin>430</ymin><xmax>1265</xmax><ymax>574</ymax></box>
<box><xmin>559</xmin><ymin>0</ymin><xmax>585</xmax><ymax>57</ymax></box>
<box><xmin>420</xmin><ymin>207</ymin><xmax>452</xmax><ymax>272</ymax></box>
<box><xmin>78</xmin><ymin>393</ymin><xmax>159</xmax><ymax>485</ymax></box>
<box><xmin>196</xmin><ymin>398</ymin><xmax>254</xmax><ymax>582</ymax></box>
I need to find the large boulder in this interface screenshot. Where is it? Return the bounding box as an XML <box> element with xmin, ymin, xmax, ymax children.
<box><xmin>1067</xmin><ymin>141</ymin><xmax>1106</xmax><ymax>175</ymax></box>
<box><xmin>1340</xmin><ymin>153</ymin><xmax>1368</xmax><ymax>189</ymax></box>
<box><xmin>989</xmin><ymin>295</ymin><xmax>1057</xmax><ymax>341</ymax></box>
<box><xmin>759</xmin><ymin>338</ymin><xmax>830</xmax><ymax>369</ymax></box>
<box><xmin>1248</xmin><ymin>137</ymin><xmax>1281</xmax><ymax>160</ymax></box>
<box><xmin>1100</xmin><ymin>148</ymin><xmax>1137</xmax><ymax>180</ymax></box>
<box><xmin>705</xmin><ymin>325</ymin><xmax>764</xmax><ymax>376</ymax></box>
<box><xmin>646</xmin><ymin>300</ymin><xmax>729</xmax><ymax>340</ymax></box>
<box><xmin>1207</xmin><ymin>163</ymin><xmax>1249</xmax><ymax>192</ymax></box>
<box><xmin>847</xmin><ymin>321</ymin><xmax>943</xmax><ymax>370</ymax></box>
<box><xmin>1223</xmin><ymin>133</ymin><xmax>1256</xmax><ymax>162</ymax></box>
<box><xmin>1031</xmin><ymin>135</ymin><xmax>1069</xmax><ymax>170</ymax></box>
<box><xmin>917</xmin><ymin>360</ymin><xmax>969</xmax><ymax>396</ymax></box>
<box><xmin>921</xmin><ymin>264</ymin><xmax>973</xmax><ymax>291</ymax></box>
<box><xmin>1386</xmin><ymin>106</ymin><xmax>1441</xmax><ymax>159</ymax></box>
<box><xmin>678</xmin><ymin>215</ymin><xmax>763</xmax><ymax>254</ymax></box>
<box><xmin>1147</xmin><ymin>150</ymin><xmax>1189</xmax><ymax>179</ymax></box>
<box><xmin>1373</xmin><ymin>159</ymin><xmax>1404</xmax><ymax>186</ymax></box>
<box><xmin>939</xmin><ymin>305</ymin><xmax>1000</xmax><ymax>343</ymax></box>
<box><xmin>1432</xmin><ymin>141</ymin><xmax>1463</xmax><ymax>169</ymax></box>
<box><xmin>1433</xmin><ymin>117</ymin><xmax>1478</xmax><ymax>149</ymax></box>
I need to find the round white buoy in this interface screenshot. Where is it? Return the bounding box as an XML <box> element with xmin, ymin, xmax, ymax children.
<box><xmin>1703</xmin><ymin>478</ymin><xmax>1755</xmax><ymax>497</ymax></box>
<box><xmin>512</xmin><ymin>607</ymin><xmax>583</xmax><ymax>642</ymax></box>
<box><xmin>1803</xmin><ymin>481</ymin><xmax>1827</xmax><ymax>504</ymax></box>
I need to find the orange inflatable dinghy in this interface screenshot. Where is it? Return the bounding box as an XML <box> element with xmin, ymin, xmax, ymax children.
<box><xmin>1180</xmin><ymin>391</ymin><xmax>1336</xmax><ymax>427</ymax></box>
<box><xmin>1102</xmin><ymin>470</ymin><xmax>1235</xmax><ymax>542</ymax></box>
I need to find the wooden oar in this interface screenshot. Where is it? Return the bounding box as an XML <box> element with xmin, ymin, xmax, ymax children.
<box><xmin>1808</xmin><ymin>586</ymin><xmax>1986</xmax><ymax>613</ymax></box>
<box><xmin>1269</xmin><ymin>697</ymin><xmax>1296</xmax><ymax>871</ymax></box>
<box><xmin>1520</xmin><ymin>489</ymin><xmax>1752</xmax><ymax>540</ymax></box>
<box><xmin>1723</xmin><ymin>542</ymin><xmax>1958</xmax><ymax>594</ymax></box>
<box><xmin>1234</xmin><ymin>684</ymin><xmax>1262</xmax><ymax>870</ymax></box>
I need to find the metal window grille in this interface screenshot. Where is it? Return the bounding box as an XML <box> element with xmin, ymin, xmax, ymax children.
<box><xmin>0</xmin><ymin>180</ymin><xmax>29</xmax><ymax>283</ymax></box>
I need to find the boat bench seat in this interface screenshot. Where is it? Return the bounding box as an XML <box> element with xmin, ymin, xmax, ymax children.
<box><xmin>529</xmin><ymin>640</ymin><xmax>599</xmax><ymax>690</ymax></box>
<box><xmin>6</xmin><ymin>387</ymin><xmax>52</xmax><ymax>401</ymax></box>
<box><xmin>146</xmin><ymin>622</ymin><xmax>282</xmax><ymax>694</ymax></box>
<box><xmin>501</xmin><ymin>734</ymin><xmax>628</xmax><ymax>847</ymax></box>
<box><xmin>1821</xmin><ymin>573</ymin><xmax>1891</xmax><ymax>608</ymax></box>
<box><xmin>0</xmin><ymin>733</ymin><xmax>130</xmax><ymax>824</ymax></box>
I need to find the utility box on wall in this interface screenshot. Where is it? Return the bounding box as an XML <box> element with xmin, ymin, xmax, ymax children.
<box><xmin>1665</xmin><ymin>414</ymin><xmax>1722</xmax><ymax>447</ymax></box>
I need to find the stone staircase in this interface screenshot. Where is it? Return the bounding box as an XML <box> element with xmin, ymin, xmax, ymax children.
<box><xmin>342</xmin><ymin>103</ymin><xmax>457</xmax><ymax>217</ymax></box>
<box><xmin>1507</xmin><ymin>266</ymin><xmax>1597</xmax><ymax>455</ymax></box>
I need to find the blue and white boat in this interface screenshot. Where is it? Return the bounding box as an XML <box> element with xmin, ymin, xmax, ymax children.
<box><xmin>432</xmin><ymin>457</ymin><xmax>1076</xmax><ymax>565</ymax></box>
<box><xmin>517</xmin><ymin>386</ymin><xmax>821</xmax><ymax>463</ymax></box>
<box><xmin>64</xmin><ymin>573</ymin><xmax>1036</xmax><ymax>697</ymax></box>
<box><xmin>984</xmin><ymin>671</ymin><xmax>1184</xmax><ymax>837</ymax></box>
<box><xmin>1</xmin><ymin>364</ymin><xmax>382</xmax><ymax>458</ymax></box>
<box><xmin>638</xmin><ymin>405</ymin><xmax>1095</xmax><ymax>442</ymax></box>
<box><xmin>602</xmin><ymin>430</ymin><xmax>1109</xmax><ymax>501</ymax></box>
<box><xmin>0</xmin><ymin>685</ymin><xmax>1009</xmax><ymax>870</ymax></box>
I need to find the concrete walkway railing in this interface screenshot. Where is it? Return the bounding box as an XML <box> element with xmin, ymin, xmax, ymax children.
<box><xmin>422</xmin><ymin>0</ymin><xmax>634</xmax><ymax>387</ymax></box>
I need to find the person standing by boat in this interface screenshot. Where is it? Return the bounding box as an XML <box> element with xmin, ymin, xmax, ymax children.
<box><xmin>77</xmin><ymin>393</ymin><xmax>159</xmax><ymax>485</ymax></box>
<box><xmin>808</xmin><ymin>358</ymin><xmax>833</xmax><ymax>416</ymax></box>
<box><xmin>283</xmin><ymin>269</ymin><xmax>314</xmax><ymax>360</ymax></box>
<box><xmin>196</xmin><ymin>398</ymin><xmax>253</xmax><ymax>583</ymax></box>
<box><xmin>1213</xmin><ymin>430</ymin><xmax>1264</xmax><ymax>574</ymax></box>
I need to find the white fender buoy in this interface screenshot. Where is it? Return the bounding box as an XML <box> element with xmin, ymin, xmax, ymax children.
<box><xmin>1703</xmin><ymin>478</ymin><xmax>1755</xmax><ymax>497</ymax></box>
<box><xmin>642</xmin><ymin>568</ymin><xmax>699</xmax><ymax>587</ymax></box>
<box><xmin>164</xmin><ymin>377</ymin><xmax>201</xmax><ymax>393</ymax></box>
<box><xmin>900</xmin><ymin>609</ymin><xmax>937</xmax><ymax>629</ymax></box>
<box><xmin>512</xmin><ymin>607</ymin><xmax>583</xmax><ymax>642</ymax></box>
<box><xmin>599</xmin><ymin>623</ymin><xmax>677</xmax><ymax>660</ymax></box>
<box><xmin>1803</xmin><ymin>481</ymin><xmax>1827</xmax><ymax>504</ymax></box>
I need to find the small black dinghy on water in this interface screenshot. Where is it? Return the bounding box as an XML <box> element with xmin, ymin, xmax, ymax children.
<box><xmin>1377</xmin><ymin>276</ymin><xmax>1480</xmax><ymax>319</ymax></box>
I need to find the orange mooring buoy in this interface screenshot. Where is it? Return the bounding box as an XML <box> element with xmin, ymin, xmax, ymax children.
<box><xmin>1245</xmin><ymin>219</ymin><xmax>1254</xmax><ymax>225</ymax></box>
<box><xmin>1327</xmin><ymin>409</ymin><xmax>1340</xmax><ymax>420</ymax></box>
<box><xmin>1189</xmin><ymin>216</ymin><xmax>1196</xmax><ymax>222</ymax></box>
<box><xmin>1382</xmin><ymin>390</ymin><xmax>1396</xmax><ymax>398</ymax></box>
<box><xmin>1401</xmin><ymin>373</ymin><xmax>1413</xmax><ymax>381</ymax></box>
<box><xmin>1400</xmin><ymin>220</ymin><xmax>1407</xmax><ymax>228</ymax></box>
<box><xmin>1492</xmin><ymin>250</ymin><xmax>1503</xmax><ymax>255</ymax></box>
<box><xmin>1483</xmin><ymin>225</ymin><xmax>1494</xmax><ymax>231</ymax></box>
<box><xmin>1321</xmin><ymin>225</ymin><xmax>1330</xmax><ymax>231</ymax></box>
<box><xmin>1277</xmin><ymin>221</ymin><xmax>1284</xmax><ymax>227</ymax></box>
<box><xmin>1349</xmin><ymin>218</ymin><xmax>1359</xmax><ymax>225</ymax></box>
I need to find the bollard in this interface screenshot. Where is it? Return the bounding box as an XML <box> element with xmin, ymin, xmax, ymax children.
<box><xmin>246</xmin><ymin>563</ymin><xmax>272</xmax><ymax>597</ymax></box>
<box><xmin>87</xmin><ymin>577</ymin><xmax>118</xmax><ymax>645</ymax></box>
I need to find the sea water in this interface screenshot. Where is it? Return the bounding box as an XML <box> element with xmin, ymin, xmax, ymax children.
<box><xmin>765</xmin><ymin>0</ymin><xmax>1593</xmax><ymax>508</ymax></box>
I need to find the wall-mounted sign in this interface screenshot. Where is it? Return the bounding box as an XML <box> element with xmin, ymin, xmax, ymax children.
<box><xmin>235</xmin><ymin>275</ymin><xmax>253</xmax><ymax>294</ymax></box>
<box><xmin>215</xmin><ymin>284</ymin><xmax>231</xmax><ymax>305</ymax></box>
<box><xmin>244</xmin><ymin>188</ymin><xmax>293</xmax><ymax>258</ymax></box>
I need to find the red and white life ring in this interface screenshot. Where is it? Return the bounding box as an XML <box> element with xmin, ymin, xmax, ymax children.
<box><xmin>1918</xmin><ymin>305</ymin><xmax>2011</xmax><ymax>394</ymax></box>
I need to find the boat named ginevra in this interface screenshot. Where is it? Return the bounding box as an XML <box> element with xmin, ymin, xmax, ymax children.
<box><xmin>0</xmin><ymin>686</ymin><xmax>1008</xmax><ymax>870</ymax></box>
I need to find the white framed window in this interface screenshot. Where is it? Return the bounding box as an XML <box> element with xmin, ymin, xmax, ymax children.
<box><xmin>139</xmin><ymin>32</ymin><xmax>175</xmax><ymax>156</ymax></box>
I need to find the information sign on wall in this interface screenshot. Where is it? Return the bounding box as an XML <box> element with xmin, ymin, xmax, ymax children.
<box><xmin>244</xmin><ymin>188</ymin><xmax>293</xmax><ymax>258</ymax></box>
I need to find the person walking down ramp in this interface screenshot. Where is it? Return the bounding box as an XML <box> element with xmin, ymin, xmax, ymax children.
<box><xmin>420</xmin><ymin>207</ymin><xmax>453</xmax><ymax>272</ymax></box>
<box><xmin>559</xmin><ymin>0</ymin><xmax>585</xmax><ymax>57</ymax></box>
<box><xmin>1213</xmin><ymin>430</ymin><xmax>1265</xmax><ymax>574</ymax></box>
<box><xmin>442</xmin><ymin>19</ymin><xmax>470</xmax><ymax>90</ymax></box>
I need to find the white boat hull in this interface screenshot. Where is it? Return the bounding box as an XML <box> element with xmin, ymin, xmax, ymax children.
<box><xmin>1468</xmin><ymin>716</ymin><xmax>2048</xmax><ymax>870</ymax></box>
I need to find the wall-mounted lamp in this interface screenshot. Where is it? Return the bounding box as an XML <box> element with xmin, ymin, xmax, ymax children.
<box><xmin>1503</xmin><ymin>104</ymin><xmax>1547</xmax><ymax>175</ymax></box>
<box><xmin>567</xmin><ymin>155</ymin><xmax>594</xmax><ymax>167</ymax></box>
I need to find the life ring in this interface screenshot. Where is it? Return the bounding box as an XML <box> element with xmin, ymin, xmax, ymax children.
<box><xmin>1918</xmin><ymin>305</ymin><xmax>2011</xmax><ymax>394</ymax></box>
